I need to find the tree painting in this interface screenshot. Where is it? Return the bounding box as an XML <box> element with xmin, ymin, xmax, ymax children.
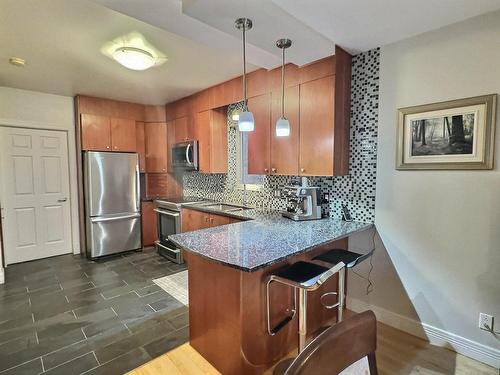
<box><xmin>411</xmin><ymin>113</ymin><xmax>474</xmax><ymax>156</ymax></box>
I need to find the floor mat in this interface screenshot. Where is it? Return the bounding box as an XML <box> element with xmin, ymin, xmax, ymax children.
<box><xmin>153</xmin><ymin>270</ymin><xmax>188</xmax><ymax>306</ymax></box>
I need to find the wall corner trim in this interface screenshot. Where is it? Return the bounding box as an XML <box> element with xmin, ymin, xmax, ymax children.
<box><xmin>0</xmin><ymin>268</ymin><xmax>4</xmax><ymax>284</ymax></box>
<box><xmin>348</xmin><ymin>297</ymin><xmax>500</xmax><ymax>368</ymax></box>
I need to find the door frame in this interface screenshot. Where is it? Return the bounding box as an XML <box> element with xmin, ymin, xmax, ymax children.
<box><xmin>0</xmin><ymin>119</ymin><xmax>80</xmax><ymax>269</ymax></box>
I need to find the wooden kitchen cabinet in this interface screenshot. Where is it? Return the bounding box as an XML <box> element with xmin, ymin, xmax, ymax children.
<box><xmin>145</xmin><ymin>122</ymin><xmax>168</xmax><ymax>173</ymax></box>
<box><xmin>173</xmin><ymin>116</ymin><xmax>191</xmax><ymax>142</ymax></box>
<box><xmin>136</xmin><ymin>121</ymin><xmax>146</xmax><ymax>172</ymax></box>
<box><xmin>111</xmin><ymin>118</ymin><xmax>136</xmax><ymax>152</ymax></box>
<box><xmin>270</xmin><ymin>85</ymin><xmax>300</xmax><ymax>175</ymax></box>
<box><xmin>210</xmin><ymin>77</ymin><xmax>242</xmax><ymax>109</ymax></box>
<box><xmin>194</xmin><ymin>109</ymin><xmax>227</xmax><ymax>174</ymax></box>
<box><xmin>141</xmin><ymin>201</ymin><xmax>157</xmax><ymax>247</ymax></box>
<box><xmin>299</xmin><ymin>75</ymin><xmax>335</xmax><ymax>176</ymax></box>
<box><xmin>181</xmin><ymin>208</ymin><xmax>241</xmax><ymax>232</ymax></box>
<box><xmin>247</xmin><ymin>93</ymin><xmax>271</xmax><ymax>175</ymax></box>
<box><xmin>80</xmin><ymin>114</ymin><xmax>111</xmax><ymax>151</ymax></box>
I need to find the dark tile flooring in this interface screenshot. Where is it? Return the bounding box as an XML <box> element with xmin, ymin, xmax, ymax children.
<box><xmin>0</xmin><ymin>248</ymin><xmax>189</xmax><ymax>375</ymax></box>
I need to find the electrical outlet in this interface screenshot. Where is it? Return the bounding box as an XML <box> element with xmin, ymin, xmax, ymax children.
<box><xmin>478</xmin><ymin>313</ymin><xmax>494</xmax><ymax>331</ymax></box>
<box><xmin>274</xmin><ymin>189</ymin><xmax>282</xmax><ymax>198</ymax></box>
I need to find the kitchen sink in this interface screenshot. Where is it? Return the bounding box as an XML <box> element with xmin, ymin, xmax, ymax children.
<box><xmin>201</xmin><ymin>203</ymin><xmax>251</xmax><ymax>212</ymax></box>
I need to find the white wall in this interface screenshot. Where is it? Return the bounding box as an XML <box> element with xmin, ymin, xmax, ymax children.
<box><xmin>0</xmin><ymin>87</ymin><xmax>80</xmax><ymax>277</ymax></box>
<box><xmin>348</xmin><ymin>10</ymin><xmax>500</xmax><ymax>367</ymax></box>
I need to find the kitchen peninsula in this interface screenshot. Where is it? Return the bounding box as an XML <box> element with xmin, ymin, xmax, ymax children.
<box><xmin>170</xmin><ymin>207</ymin><xmax>372</xmax><ymax>374</ymax></box>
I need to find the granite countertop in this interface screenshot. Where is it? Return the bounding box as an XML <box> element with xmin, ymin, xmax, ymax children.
<box><xmin>169</xmin><ymin>205</ymin><xmax>373</xmax><ymax>272</ymax></box>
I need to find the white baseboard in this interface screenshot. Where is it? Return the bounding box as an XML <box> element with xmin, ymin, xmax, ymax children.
<box><xmin>348</xmin><ymin>297</ymin><xmax>500</xmax><ymax>369</ymax></box>
<box><xmin>0</xmin><ymin>268</ymin><xmax>4</xmax><ymax>284</ymax></box>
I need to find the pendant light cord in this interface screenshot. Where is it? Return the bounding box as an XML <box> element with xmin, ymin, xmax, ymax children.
<box><xmin>281</xmin><ymin>46</ymin><xmax>285</xmax><ymax>118</ymax></box>
<box><xmin>242</xmin><ymin>22</ymin><xmax>247</xmax><ymax>109</ymax></box>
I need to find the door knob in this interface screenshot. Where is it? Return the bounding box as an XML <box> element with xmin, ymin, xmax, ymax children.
<box><xmin>57</xmin><ymin>198</ymin><xmax>68</xmax><ymax>203</ymax></box>
<box><xmin>300</xmin><ymin>168</ymin><xmax>305</xmax><ymax>173</ymax></box>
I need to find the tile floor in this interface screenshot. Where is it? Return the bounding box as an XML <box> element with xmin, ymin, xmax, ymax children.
<box><xmin>0</xmin><ymin>248</ymin><xmax>189</xmax><ymax>375</ymax></box>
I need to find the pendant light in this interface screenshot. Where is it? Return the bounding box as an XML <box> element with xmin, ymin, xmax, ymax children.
<box><xmin>275</xmin><ymin>38</ymin><xmax>292</xmax><ymax>137</ymax></box>
<box><xmin>235</xmin><ymin>18</ymin><xmax>254</xmax><ymax>132</ymax></box>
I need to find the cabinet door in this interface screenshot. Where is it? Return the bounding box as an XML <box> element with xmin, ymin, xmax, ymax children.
<box><xmin>270</xmin><ymin>85</ymin><xmax>300</xmax><ymax>175</ymax></box>
<box><xmin>299</xmin><ymin>76</ymin><xmax>334</xmax><ymax>176</ymax></box>
<box><xmin>141</xmin><ymin>201</ymin><xmax>157</xmax><ymax>247</ymax></box>
<box><xmin>210</xmin><ymin>109</ymin><xmax>228</xmax><ymax>174</ymax></box>
<box><xmin>111</xmin><ymin>118</ymin><xmax>137</xmax><ymax>152</ymax></box>
<box><xmin>136</xmin><ymin>121</ymin><xmax>146</xmax><ymax>172</ymax></box>
<box><xmin>174</xmin><ymin>116</ymin><xmax>190</xmax><ymax>142</ymax></box>
<box><xmin>80</xmin><ymin>114</ymin><xmax>111</xmax><ymax>151</ymax></box>
<box><xmin>145</xmin><ymin>122</ymin><xmax>168</xmax><ymax>173</ymax></box>
<box><xmin>181</xmin><ymin>208</ymin><xmax>211</xmax><ymax>232</ymax></box>
<box><xmin>247</xmin><ymin>93</ymin><xmax>271</xmax><ymax>175</ymax></box>
<box><xmin>210</xmin><ymin>214</ymin><xmax>241</xmax><ymax>227</ymax></box>
<box><xmin>194</xmin><ymin>111</ymin><xmax>211</xmax><ymax>173</ymax></box>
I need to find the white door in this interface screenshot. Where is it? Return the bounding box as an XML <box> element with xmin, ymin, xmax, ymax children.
<box><xmin>0</xmin><ymin>127</ymin><xmax>72</xmax><ymax>264</ymax></box>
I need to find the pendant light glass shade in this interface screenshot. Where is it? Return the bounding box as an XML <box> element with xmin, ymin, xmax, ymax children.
<box><xmin>238</xmin><ymin>110</ymin><xmax>255</xmax><ymax>132</ymax></box>
<box><xmin>275</xmin><ymin>117</ymin><xmax>290</xmax><ymax>136</ymax></box>
<box><xmin>235</xmin><ymin>18</ymin><xmax>254</xmax><ymax>132</ymax></box>
<box><xmin>275</xmin><ymin>38</ymin><xmax>292</xmax><ymax>137</ymax></box>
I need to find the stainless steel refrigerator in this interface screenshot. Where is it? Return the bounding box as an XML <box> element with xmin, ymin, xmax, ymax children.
<box><xmin>84</xmin><ymin>151</ymin><xmax>141</xmax><ymax>258</ymax></box>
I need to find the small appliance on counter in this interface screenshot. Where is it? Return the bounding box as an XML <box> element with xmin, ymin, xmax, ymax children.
<box><xmin>171</xmin><ymin>140</ymin><xmax>198</xmax><ymax>170</ymax></box>
<box><xmin>154</xmin><ymin>196</ymin><xmax>209</xmax><ymax>263</ymax></box>
<box><xmin>84</xmin><ymin>151</ymin><xmax>141</xmax><ymax>258</ymax></box>
<box><xmin>282</xmin><ymin>184</ymin><xmax>322</xmax><ymax>221</ymax></box>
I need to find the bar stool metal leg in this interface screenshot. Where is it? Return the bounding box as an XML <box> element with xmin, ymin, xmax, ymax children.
<box><xmin>338</xmin><ymin>267</ymin><xmax>345</xmax><ymax>323</ymax></box>
<box><xmin>298</xmin><ymin>288</ymin><xmax>308</xmax><ymax>352</ymax></box>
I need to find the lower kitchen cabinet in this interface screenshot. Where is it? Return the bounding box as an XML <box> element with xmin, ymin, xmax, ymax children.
<box><xmin>142</xmin><ymin>201</ymin><xmax>157</xmax><ymax>247</ymax></box>
<box><xmin>181</xmin><ymin>208</ymin><xmax>241</xmax><ymax>232</ymax></box>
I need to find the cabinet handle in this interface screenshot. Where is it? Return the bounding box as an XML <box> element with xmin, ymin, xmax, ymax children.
<box><xmin>114</xmin><ymin>146</ymin><xmax>118</xmax><ymax>150</ymax></box>
<box><xmin>210</xmin><ymin>218</ymin><xmax>214</xmax><ymax>224</ymax></box>
<box><xmin>271</xmin><ymin>168</ymin><xmax>277</xmax><ymax>173</ymax></box>
<box><xmin>106</xmin><ymin>146</ymin><xmax>110</xmax><ymax>149</ymax></box>
<box><xmin>264</xmin><ymin>168</ymin><xmax>269</xmax><ymax>173</ymax></box>
<box><xmin>300</xmin><ymin>168</ymin><xmax>305</xmax><ymax>173</ymax></box>
<box><xmin>205</xmin><ymin>217</ymin><xmax>209</xmax><ymax>222</ymax></box>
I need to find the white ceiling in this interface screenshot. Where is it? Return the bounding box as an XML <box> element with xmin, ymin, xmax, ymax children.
<box><xmin>2</xmin><ymin>0</ymin><xmax>500</xmax><ymax>104</ymax></box>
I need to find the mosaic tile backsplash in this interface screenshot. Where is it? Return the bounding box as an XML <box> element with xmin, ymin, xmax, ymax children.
<box><xmin>183</xmin><ymin>48</ymin><xmax>380</xmax><ymax>223</ymax></box>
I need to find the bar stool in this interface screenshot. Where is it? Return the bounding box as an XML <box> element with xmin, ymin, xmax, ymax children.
<box><xmin>266</xmin><ymin>261</ymin><xmax>346</xmax><ymax>352</ymax></box>
<box><xmin>313</xmin><ymin>248</ymin><xmax>375</xmax><ymax>320</ymax></box>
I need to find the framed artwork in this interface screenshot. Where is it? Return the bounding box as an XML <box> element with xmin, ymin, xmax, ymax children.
<box><xmin>396</xmin><ymin>94</ymin><xmax>496</xmax><ymax>170</ymax></box>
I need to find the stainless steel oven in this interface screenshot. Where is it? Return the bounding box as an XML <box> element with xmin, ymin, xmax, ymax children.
<box><xmin>154</xmin><ymin>207</ymin><xmax>183</xmax><ymax>264</ymax></box>
<box><xmin>171</xmin><ymin>140</ymin><xmax>198</xmax><ymax>170</ymax></box>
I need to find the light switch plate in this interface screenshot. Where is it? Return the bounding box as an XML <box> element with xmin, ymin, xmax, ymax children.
<box><xmin>479</xmin><ymin>313</ymin><xmax>494</xmax><ymax>331</ymax></box>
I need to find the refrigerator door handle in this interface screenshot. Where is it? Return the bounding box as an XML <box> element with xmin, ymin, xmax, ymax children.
<box><xmin>91</xmin><ymin>213</ymin><xmax>140</xmax><ymax>223</ymax></box>
<box><xmin>136</xmin><ymin>163</ymin><xmax>140</xmax><ymax>212</ymax></box>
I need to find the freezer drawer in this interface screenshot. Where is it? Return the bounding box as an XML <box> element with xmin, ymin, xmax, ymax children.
<box><xmin>87</xmin><ymin>213</ymin><xmax>141</xmax><ymax>258</ymax></box>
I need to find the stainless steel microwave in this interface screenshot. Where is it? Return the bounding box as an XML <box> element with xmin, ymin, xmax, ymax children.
<box><xmin>171</xmin><ymin>140</ymin><xmax>198</xmax><ymax>170</ymax></box>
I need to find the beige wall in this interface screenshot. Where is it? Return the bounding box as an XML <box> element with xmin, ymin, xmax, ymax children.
<box><xmin>348</xmin><ymin>10</ymin><xmax>500</xmax><ymax>366</ymax></box>
<box><xmin>0</xmin><ymin>87</ymin><xmax>80</xmax><ymax>277</ymax></box>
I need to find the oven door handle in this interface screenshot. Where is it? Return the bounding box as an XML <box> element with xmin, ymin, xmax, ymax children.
<box><xmin>154</xmin><ymin>208</ymin><xmax>180</xmax><ymax>217</ymax></box>
<box><xmin>185</xmin><ymin>143</ymin><xmax>192</xmax><ymax>166</ymax></box>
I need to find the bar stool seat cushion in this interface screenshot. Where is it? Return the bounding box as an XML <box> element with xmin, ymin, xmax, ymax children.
<box><xmin>274</xmin><ymin>261</ymin><xmax>329</xmax><ymax>284</ymax></box>
<box><xmin>313</xmin><ymin>249</ymin><xmax>363</xmax><ymax>268</ymax></box>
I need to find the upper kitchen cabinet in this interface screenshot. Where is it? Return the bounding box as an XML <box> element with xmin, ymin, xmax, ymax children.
<box><xmin>173</xmin><ymin>116</ymin><xmax>191</xmax><ymax>143</ymax></box>
<box><xmin>194</xmin><ymin>109</ymin><xmax>227</xmax><ymax>174</ymax></box>
<box><xmin>210</xmin><ymin>77</ymin><xmax>242</xmax><ymax>109</ymax></box>
<box><xmin>110</xmin><ymin>118</ymin><xmax>136</xmax><ymax>152</ymax></box>
<box><xmin>246</xmin><ymin>69</ymin><xmax>269</xmax><ymax>98</ymax></box>
<box><xmin>80</xmin><ymin>114</ymin><xmax>137</xmax><ymax>152</ymax></box>
<box><xmin>136</xmin><ymin>121</ymin><xmax>146</xmax><ymax>172</ymax></box>
<box><xmin>247</xmin><ymin>93</ymin><xmax>271</xmax><ymax>175</ymax></box>
<box><xmin>299</xmin><ymin>55</ymin><xmax>335</xmax><ymax>84</ymax></box>
<box><xmin>270</xmin><ymin>85</ymin><xmax>300</xmax><ymax>175</ymax></box>
<box><xmin>81</xmin><ymin>114</ymin><xmax>111</xmax><ymax>151</ymax></box>
<box><xmin>145</xmin><ymin>122</ymin><xmax>168</xmax><ymax>173</ymax></box>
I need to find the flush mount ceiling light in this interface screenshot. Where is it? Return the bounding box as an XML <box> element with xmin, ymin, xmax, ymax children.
<box><xmin>235</xmin><ymin>18</ymin><xmax>254</xmax><ymax>132</ymax></box>
<box><xmin>275</xmin><ymin>38</ymin><xmax>292</xmax><ymax>137</ymax></box>
<box><xmin>9</xmin><ymin>57</ymin><xmax>26</xmax><ymax>67</ymax></box>
<box><xmin>112</xmin><ymin>47</ymin><xmax>155</xmax><ymax>71</ymax></box>
<box><xmin>102</xmin><ymin>32</ymin><xmax>167</xmax><ymax>71</ymax></box>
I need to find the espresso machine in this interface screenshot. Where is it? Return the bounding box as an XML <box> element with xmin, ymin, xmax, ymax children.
<box><xmin>282</xmin><ymin>183</ymin><xmax>322</xmax><ymax>221</ymax></box>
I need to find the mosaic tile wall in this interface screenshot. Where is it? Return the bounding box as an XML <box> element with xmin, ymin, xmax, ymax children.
<box><xmin>183</xmin><ymin>48</ymin><xmax>380</xmax><ymax>223</ymax></box>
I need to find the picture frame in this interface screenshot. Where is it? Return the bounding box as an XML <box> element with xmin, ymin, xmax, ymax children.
<box><xmin>396</xmin><ymin>94</ymin><xmax>497</xmax><ymax>170</ymax></box>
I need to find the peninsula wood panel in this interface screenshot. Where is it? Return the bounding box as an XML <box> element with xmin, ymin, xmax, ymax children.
<box><xmin>80</xmin><ymin>114</ymin><xmax>111</xmax><ymax>151</ymax></box>
<box><xmin>270</xmin><ymin>85</ymin><xmax>300</xmax><ymax>175</ymax></box>
<box><xmin>136</xmin><ymin>121</ymin><xmax>146</xmax><ymax>172</ymax></box>
<box><xmin>110</xmin><ymin>118</ymin><xmax>136</xmax><ymax>152</ymax></box>
<box><xmin>141</xmin><ymin>201</ymin><xmax>157</xmax><ymax>247</ymax></box>
<box><xmin>145</xmin><ymin>122</ymin><xmax>168</xmax><ymax>173</ymax></box>
<box><xmin>247</xmin><ymin>93</ymin><xmax>271</xmax><ymax>175</ymax></box>
<box><xmin>299</xmin><ymin>75</ymin><xmax>335</xmax><ymax>176</ymax></box>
